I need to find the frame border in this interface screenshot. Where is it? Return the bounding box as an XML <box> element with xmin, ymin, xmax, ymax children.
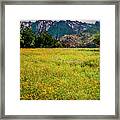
<box><xmin>0</xmin><ymin>0</ymin><xmax>119</xmax><ymax>119</ymax></box>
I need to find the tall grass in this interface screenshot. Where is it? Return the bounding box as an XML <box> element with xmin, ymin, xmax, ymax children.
<box><xmin>20</xmin><ymin>48</ymin><xmax>100</xmax><ymax>100</ymax></box>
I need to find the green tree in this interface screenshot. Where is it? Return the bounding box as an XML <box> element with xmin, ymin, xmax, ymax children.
<box><xmin>35</xmin><ymin>32</ymin><xmax>63</xmax><ymax>48</ymax></box>
<box><xmin>20</xmin><ymin>27</ymin><xmax>35</xmax><ymax>48</ymax></box>
<box><xmin>92</xmin><ymin>32</ymin><xmax>100</xmax><ymax>47</ymax></box>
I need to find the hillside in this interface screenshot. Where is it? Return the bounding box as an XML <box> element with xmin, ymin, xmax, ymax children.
<box><xmin>20</xmin><ymin>20</ymin><xmax>100</xmax><ymax>48</ymax></box>
<box><xmin>20</xmin><ymin>20</ymin><xmax>100</xmax><ymax>36</ymax></box>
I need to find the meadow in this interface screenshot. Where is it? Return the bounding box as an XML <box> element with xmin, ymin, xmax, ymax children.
<box><xmin>20</xmin><ymin>48</ymin><xmax>100</xmax><ymax>100</ymax></box>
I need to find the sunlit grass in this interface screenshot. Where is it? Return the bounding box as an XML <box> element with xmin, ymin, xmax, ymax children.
<box><xmin>20</xmin><ymin>48</ymin><xmax>100</xmax><ymax>100</ymax></box>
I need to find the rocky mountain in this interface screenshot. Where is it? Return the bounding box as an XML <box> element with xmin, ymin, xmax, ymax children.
<box><xmin>20</xmin><ymin>20</ymin><xmax>100</xmax><ymax>48</ymax></box>
<box><xmin>48</xmin><ymin>20</ymin><xmax>76</xmax><ymax>39</ymax></box>
<box><xmin>60</xmin><ymin>34</ymin><xmax>80</xmax><ymax>48</ymax></box>
<box><xmin>20</xmin><ymin>20</ymin><xmax>100</xmax><ymax>39</ymax></box>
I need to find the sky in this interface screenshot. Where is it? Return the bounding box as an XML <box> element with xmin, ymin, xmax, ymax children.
<box><xmin>21</xmin><ymin>20</ymin><xmax>97</xmax><ymax>24</ymax></box>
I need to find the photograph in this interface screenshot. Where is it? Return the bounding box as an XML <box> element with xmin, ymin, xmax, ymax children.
<box><xmin>2</xmin><ymin>1</ymin><xmax>118</xmax><ymax>118</ymax></box>
<box><xmin>20</xmin><ymin>20</ymin><xmax>100</xmax><ymax>100</ymax></box>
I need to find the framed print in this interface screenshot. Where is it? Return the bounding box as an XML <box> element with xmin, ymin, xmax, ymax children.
<box><xmin>0</xmin><ymin>0</ymin><xmax>119</xmax><ymax>119</ymax></box>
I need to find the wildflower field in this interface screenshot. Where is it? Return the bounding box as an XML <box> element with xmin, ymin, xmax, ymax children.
<box><xmin>20</xmin><ymin>48</ymin><xmax>100</xmax><ymax>100</ymax></box>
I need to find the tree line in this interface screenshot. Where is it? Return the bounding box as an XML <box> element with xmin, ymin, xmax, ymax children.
<box><xmin>20</xmin><ymin>27</ymin><xmax>100</xmax><ymax>48</ymax></box>
<box><xmin>20</xmin><ymin>27</ymin><xmax>63</xmax><ymax>48</ymax></box>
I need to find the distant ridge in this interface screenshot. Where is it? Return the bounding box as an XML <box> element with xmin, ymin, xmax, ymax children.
<box><xmin>20</xmin><ymin>20</ymin><xmax>100</xmax><ymax>39</ymax></box>
<box><xmin>20</xmin><ymin>20</ymin><xmax>100</xmax><ymax>48</ymax></box>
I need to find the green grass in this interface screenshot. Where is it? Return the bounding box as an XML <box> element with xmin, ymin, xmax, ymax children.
<box><xmin>20</xmin><ymin>48</ymin><xmax>100</xmax><ymax>100</ymax></box>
